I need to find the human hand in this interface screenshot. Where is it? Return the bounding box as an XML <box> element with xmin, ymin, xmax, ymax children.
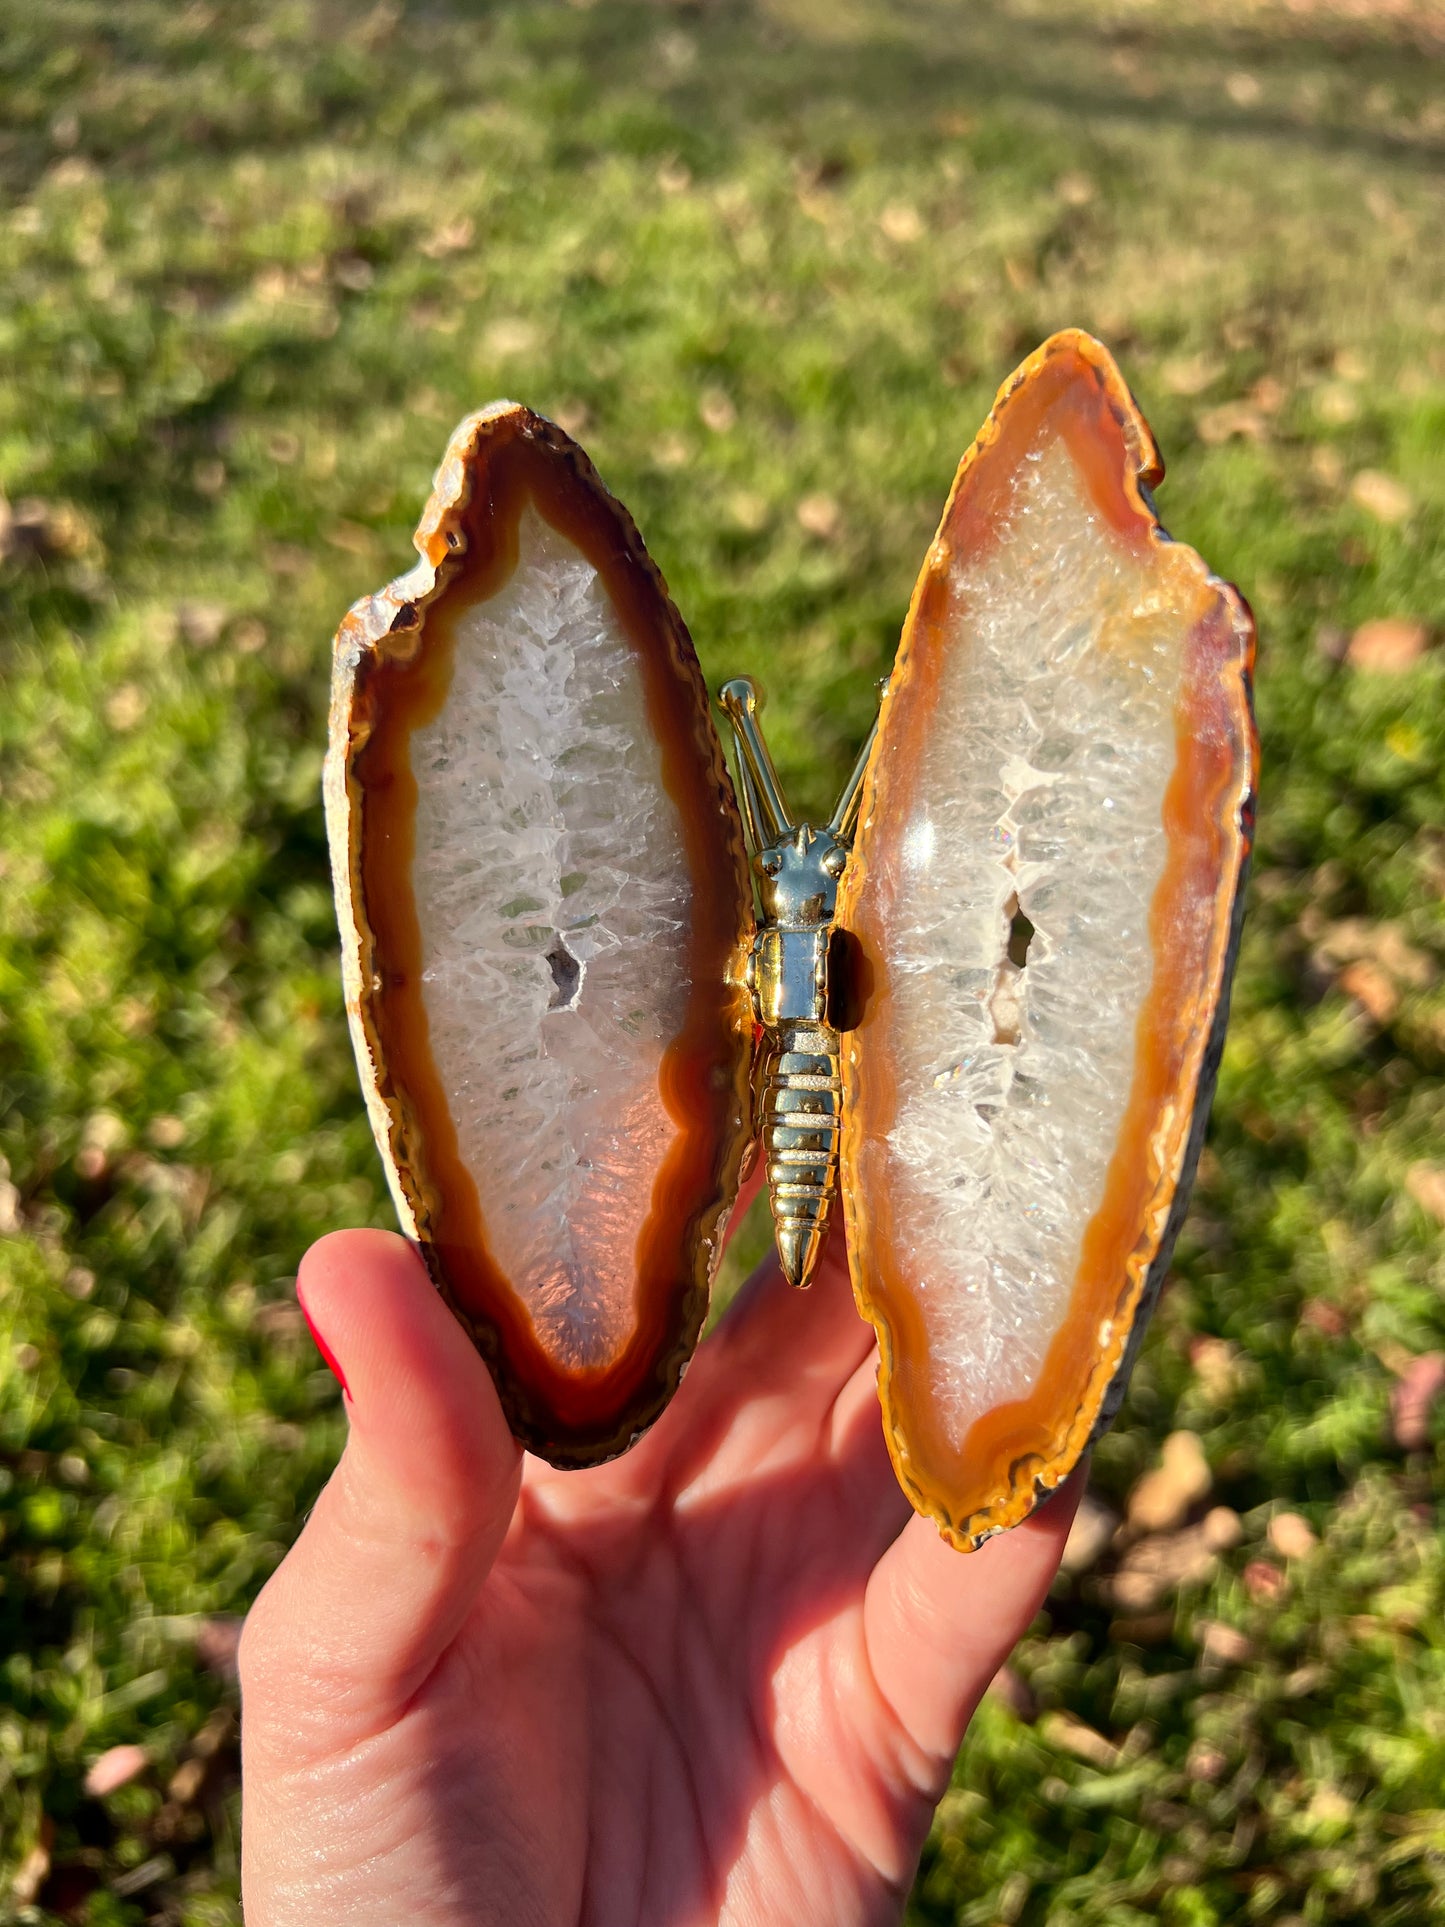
<box><xmin>239</xmin><ymin>1200</ymin><xmax>1081</xmax><ymax>1927</ymax></box>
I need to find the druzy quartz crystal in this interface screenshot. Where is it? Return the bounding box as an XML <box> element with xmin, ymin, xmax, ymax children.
<box><xmin>326</xmin><ymin>335</ymin><xmax>1256</xmax><ymax>1536</ymax></box>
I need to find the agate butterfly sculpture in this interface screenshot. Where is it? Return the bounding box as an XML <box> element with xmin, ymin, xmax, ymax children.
<box><xmin>324</xmin><ymin>331</ymin><xmax>1257</xmax><ymax>1550</ymax></box>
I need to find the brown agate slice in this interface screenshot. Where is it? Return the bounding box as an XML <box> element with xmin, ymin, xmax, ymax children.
<box><xmin>325</xmin><ymin>405</ymin><xmax>754</xmax><ymax>1463</ymax></box>
<box><xmin>839</xmin><ymin>332</ymin><xmax>1257</xmax><ymax>1549</ymax></box>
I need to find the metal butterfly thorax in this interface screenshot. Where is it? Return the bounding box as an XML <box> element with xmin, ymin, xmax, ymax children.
<box><xmin>717</xmin><ymin>676</ymin><xmax>882</xmax><ymax>1292</ymax></box>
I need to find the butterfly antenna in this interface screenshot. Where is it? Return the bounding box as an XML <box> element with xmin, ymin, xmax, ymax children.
<box><xmin>828</xmin><ymin>673</ymin><xmax>889</xmax><ymax>843</ymax></box>
<box><xmin>718</xmin><ymin>678</ymin><xmax>792</xmax><ymax>848</ymax></box>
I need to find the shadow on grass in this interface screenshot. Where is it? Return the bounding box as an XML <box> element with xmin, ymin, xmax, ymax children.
<box><xmin>3</xmin><ymin>0</ymin><xmax>1442</xmax><ymax>202</ymax></box>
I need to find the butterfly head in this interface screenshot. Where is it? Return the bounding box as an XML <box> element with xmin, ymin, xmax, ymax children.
<box><xmin>754</xmin><ymin>822</ymin><xmax>849</xmax><ymax>927</ymax></box>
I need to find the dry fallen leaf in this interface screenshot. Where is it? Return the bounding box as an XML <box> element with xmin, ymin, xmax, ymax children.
<box><xmin>1391</xmin><ymin>1352</ymin><xmax>1445</xmax><ymax>1451</ymax></box>
<box><xmin>420</xmin><ymin>215</ymin><xmax>474</xmax><ymax>259</ymax></box>
<box><xmin>1267</xmin><ymin>1511</ymin><xmax>1318</xmax><ymax>1560</ymax></box>
<box><xmin>1301</xmin><ymin>1297</ymin><xmax>1348</xmax><ymax>1338</ymax></box>
<box><xmin>1313</xmin><ymin>918</ymin><xmax>1435</xmax><ymax>990</ymax></box>
<box><xmin>168</xmin><ymin>1757</ymin><xmax>207</xmax><ymax>1805</ymax></box>
<box><xmin>1350</xmin><ymin>470</ymin><xmax>1414</xmax><ymax>524</ymax></box>
<box><xmin>1161</xmin><ymin>354</ymin><xmax>1220</xmax><ymax>397</ymax></box>
<box><xmin>1406</xmin><ymin>1162</ymin><xmax>1445</xmax><ymax>1225</ymax></box>
<box><xmin>699</xmin><ymin>388</ymin><xmax>737</xmax><ymax>434</ymax></box>
<box><xmin>1186</xmin><ymin>1740</ymin><xmax>1229</xmax><ymax>1783</ymax></box>
<box><xmin>483</xmin><ymin>317</ymin><xmax>538</xmax><ymax>360</ymax></box>
<box><xmin>1347</xmin><ymin>618</ymin><xmax>1430</xmax><ymax>672</ymax></box>
<box><xmin>84</xmin><ymin>1743</ymin><xmax>150</xmax><ymax>1798</ymax></box>
<box><xmin>1060</xmin><ymin>1491</ymin><xmax>1120</xmax><ymax>1574</ymax></box>
<box><xmin>1189</xmin><ymin>1335</ymin><xmax>1241</xmax><ymax>1401</ymax></box>
<box><xmin>1127</xmin><ymin>1430</ymin><xmax>1212</xmax><ymax>1532</ymax></box>
<box><xmin>878</xmin><ymin>202</ymin><xmax>924</xmax><ymax>244</ymax></box>
<box><xmin>1314</xmin><ymin>382</ymin><xmax>1359</xmax><ymax>425</ymax></box>
<box><xmin>1243</xmin><ymin>1558</ymin><xmax>1286</xmax><ymax>1603</ymax></box>
<box><xmin>1340</xmin><ymin>959</ymin><xmax>1399</xmax><ymax>1024</ymax></box>
<box><xmin>1040</xmin><ymin>1711</ymin><xmax>1121</xmax><ymax>1771</ymax></box>
<box><xmin>1105</xmin><ymin>1507</ymin><xmax>1241</xmax><ymax>1612</ymax></box>
<box><xmin>795</xmin><ymin>493</ymin><xmax>841</xmax><ymax>541</ymax></box>
<box><xmin>1197</xmin><ymin>1617</ymin><xmax>1254</xmax><ymax>1665</ymax></box>
<box><xmin>1197</xmin><ymin>402</ymin><xmax>1267</xmax><ymax>444</ymax></box>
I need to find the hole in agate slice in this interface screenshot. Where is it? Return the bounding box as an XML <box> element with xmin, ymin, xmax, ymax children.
<box><xmin>544</xmin><ymin>933</ymin><xmax>585</xmax><ymax>1012</ymax></box>
<box><xmin>1006</xmin><ymin>899</ymin><xmax>1036</xmax><ymax>971</ymax></box>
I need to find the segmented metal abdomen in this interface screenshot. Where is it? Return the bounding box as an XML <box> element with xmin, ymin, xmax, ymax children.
<box><xmin>762</xmin><ymin>1020</ymin><xmax>843</xmax><ymax>1288</ymax></box>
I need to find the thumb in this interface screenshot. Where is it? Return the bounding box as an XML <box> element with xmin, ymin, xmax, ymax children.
<box><xmin>239</xmin><ymin>1228</ymin><xmax>522</xmax><ymax>1753</ymax></box>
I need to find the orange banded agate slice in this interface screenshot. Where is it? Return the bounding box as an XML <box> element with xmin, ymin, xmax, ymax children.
<box><xmin>324</xmin><ymin>406</ymin><xmax>754</xmax><ymax>1463</ymax></box>
<box><xmin>838</xmin><ymin>332</ymin><xmax>1257</xmax><ymax>1548</ymax></box>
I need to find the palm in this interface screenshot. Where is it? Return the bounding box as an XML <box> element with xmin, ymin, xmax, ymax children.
<box><xmin>240</xmin><ymin>1223</ymin><xmax>1078</xmax><ymax>1927</ymax></box>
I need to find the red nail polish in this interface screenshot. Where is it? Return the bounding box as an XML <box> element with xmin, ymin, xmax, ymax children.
<box><xmin>296</xmin><ymin>1286</ymin><xmax>351</xmax><ymax>1400</ymax></box>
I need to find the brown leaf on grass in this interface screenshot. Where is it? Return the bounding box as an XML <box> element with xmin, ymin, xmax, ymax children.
<box><xmin>1104</xmin><ymin>1507</ymin><xmax>1242</xmax><ymax>1612</ymax></box>
<box><xmin>1197</xmin><ymin>1618</ymin><xmax>1254</xmax><ymax>1665</ymax></box>
<box><xmin>1301</xmin><ymin>1297</ymin><xmax>1348</xmax><ymax>1338</ymax></box>
<box><xmin>1267</xmin><ymin>1512</ymin><xmax>1319</xmax><ymax>1560</ymax></box>
<box><xmin>1160</xmin><ymin>353</ymin><xmax>1219</xmax><ymax>397</ymax></box>
<box><xmin>1186</xmin><ymin>1740</ymin><xmax>1229</xmax><ymax>1783</ymax></box>
<box><xmin>878</xmin><ymin>202</ymin><xmax>924</xmax><ymax>244</ymax></box>
<box><xmin>699</xmin><ymin>388</ymin><xmax>737</xmax><ymax>434</ymax></box>
<box><xmin>1243</xmin><ymin>1558</ymin><xmax>1286</xmax><ymax>1603</ymax></box>
<box><xmin>1350</xmin><ymin>470</ymin><xmax>1413</xmax><ymax>523</ymax></box>
<box><xmin>1313</xmin><ymin>918</ymin><xmax>1435</xmax><ymax>990</ymax></box>
<box><xmin>1060</xmin><ymin>1491</ymin><xmax>1120</xmax><ymax>1574</ymax></box>
<box><xmin>75</xmin><ymin>1111</ymin><xmax>128</xmax><ymax>1182</ymax></box>
<box><xmin>1196</xmin><ymin>401</ymin><xmax>1268</xmax><ymax>444</ymax></box>
<box><xmin>174</xmin><ymin>600</ymin><xmax>228</xmax><ymax>651</ymax></box>
<box><xmin>420</xmin><ymin>216</ymin><xmax>474</xmax><ymax>259</ymax></box>
<box><xmin>84</xmin><ymin>1744</ymin><xmax>150</xmax><ymax>1798</ymax></box>
<box><xmin>11</xmin><ymin>1822</ymin><xmax>52</xmax><ymax>1906</ymax></box>
<box><xmin>0</xmin><ymin>496</ymin><xmax>96</xmax><ymax>563</ymax></box>
<box><xmin>1347</xmin><ymin>618</ymin><xmax>1430</xmax><ymax>671</ymax></box>
<box><xmin>1406</xmin><ymin>1163</ymin><xmax>1445</xmax><ymax>1224</ymax></box>
<box><xmin>1040</xmin><ymin>1711</ymin><xmax>1121</xmax><ymax>1771</ymax></box>
<box><xmin>168</xmin><ymin>1757</ymin><xmax>207</xmax><ymax>1805</ymax></box>
<box><xmin>1189</xmin><ymin>1336</ymin><xmax>1242</xmax><ymax>1401</ymax></box>
<box><xmin>325</xmin><ymin>520</ymin><xmax>379</xmax><ymax>559</ymax></box>
<box><xmin>1127</xmin><ymin>1430</ymin><xmax>1212</xmax><ymax>1532</ymax></box>
<box><xmin>1391</xmin><ymin>1352</ymin><xmax>1445</xmax><ymax>1451</ymax></box>
<box><xmin>796</xmin><ymin>493</ymin><xmax>841</xmax><ymax>540</ymax></box>
<box><xmin>1340</xmin><ymin>960</ymin><xmax>1399</xmax><ymax>1024</ymax></box>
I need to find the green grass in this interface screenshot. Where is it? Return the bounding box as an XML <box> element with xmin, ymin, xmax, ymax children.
<box><xmin>2</xmin><ymin>0</ymin><xmax>1443</xmax><ymax>1920</ymax></box>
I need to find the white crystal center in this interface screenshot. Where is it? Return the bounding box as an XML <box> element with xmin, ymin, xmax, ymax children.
<box><xmin>878</xmin><ymin>441</ymin><xmax>1183</xmax><ymax>1447</ymax></box>
<box><xmin>409</xmin><ymin>508</ymin><xmax>692</xmax><ymax>1372</ymax></box>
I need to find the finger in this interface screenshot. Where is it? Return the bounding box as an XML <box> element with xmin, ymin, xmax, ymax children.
<box><xmin>239</xmin><ymin>1229</ymin><xmax>522</xmax><ymax>1754</ymax></box>
<box><xmin>863</xmin><ymin>1463</ymin><xmax>1085</xmax><ymax>1768</ymax></box>
<box><xmin>611</xmin><ymin>1221</ymin><xmax>879</xmax><ymax>1506</ymax></box>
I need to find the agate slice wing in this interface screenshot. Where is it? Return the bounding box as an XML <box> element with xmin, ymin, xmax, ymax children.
<box><xmin>325</xmin><ymin>407</ymin><xmax>754</xmax><ymax>1463</ymax></box>
<box><xmin>840</xmin><ymin>332</ymin><xmax>1256</xmax><ymax>1549</ymax></box>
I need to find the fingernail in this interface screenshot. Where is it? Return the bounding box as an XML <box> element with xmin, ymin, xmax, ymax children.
<box><xmin>296</xmin><ymin>1284</ymin><xmax>351</xmax><ymax>1401</ymax></box>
